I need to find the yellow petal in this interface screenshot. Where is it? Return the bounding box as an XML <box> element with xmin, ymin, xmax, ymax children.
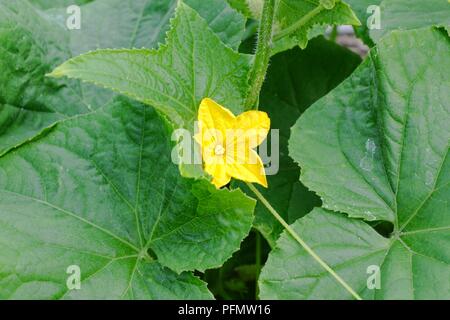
<box><xmin>198</xmin><ymin>98</ymin><xmax>235</xmax><ymax>145</ymax></box>
<box><xmin>226</xmin><ymin>150</ymin><xmax>268</xmax><ymax>188</ymax></box>
<box><xmin>205</xmin><ymin>163</ymin><xmax>231</xmax><ymax>188</ymax></box>
<box><xmin>234</xmin><ymin>110</ymin><xmax>270</xmax><ymax>148</ymax></box>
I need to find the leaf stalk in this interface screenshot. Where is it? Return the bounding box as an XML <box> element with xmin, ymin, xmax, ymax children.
<box><xmin>246</xmin><ymin>182</ymin><xmax>363</xmax><ymax>300</ymax></box>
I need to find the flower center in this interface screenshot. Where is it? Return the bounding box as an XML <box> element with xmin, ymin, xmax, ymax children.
<box><xmin>214</xmin><ymin>144</ymin><xmax>225</xmax><ymax>156</ymax></box>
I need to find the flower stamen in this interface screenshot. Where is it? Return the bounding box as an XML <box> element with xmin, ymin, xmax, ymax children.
<box><xmin>214</xmin><ymin>144</ymin><xmax>225</xmax><ymax>156</ymax></box>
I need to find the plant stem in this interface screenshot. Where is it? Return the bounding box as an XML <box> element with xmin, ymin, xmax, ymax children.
<box><xmin>273</xmin><ymin>4</ymin><xmax>325</xmax><ymax>41</ymax></box>
<box><xmin>246</xmin><ymin>182</ymin><xmax>363</xmax><ymax>300</ymax></box>
<box><xmin>244</xmin><ymin>0</ymin><xmax>276</xmax><ymax>110</ymax></box>
<box><xmin>255</xmin><ymin>230</ymin><xmax>262</xmax><ymax>299</ymax></box>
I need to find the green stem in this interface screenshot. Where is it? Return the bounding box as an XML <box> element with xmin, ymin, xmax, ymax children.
<box><xmin>255</xmin><ymin>230</ymin><xmax>262</xmax><ymax>299</ymax></box>
<box><xmin>273</xmin><ymin>5</ymin><xmax>325</xmax><ymax>41</ymax></box>
<box><xmin>246</xmin><ymin>182</ymin><xmax>363</xmax><ymax>300</ymax></box>
<box><xmin>244</xmin><ymin>0</ymin><xmax>276</xmax><ymax>110</ymax></box>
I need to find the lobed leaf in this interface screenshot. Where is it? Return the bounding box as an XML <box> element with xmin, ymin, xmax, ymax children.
<box><xmin>49</xmin><ymin>2</ymin><xmax>251</xmax><ymax>129</ymax></box>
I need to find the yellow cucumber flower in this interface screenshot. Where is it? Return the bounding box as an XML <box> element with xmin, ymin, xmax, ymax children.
<box><xmin>194</xmin><ymin>98</ymin><xmax>270</xmax><ymax>188</ymax></box>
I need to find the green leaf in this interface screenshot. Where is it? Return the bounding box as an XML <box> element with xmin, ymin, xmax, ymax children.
<box><xmin>370</xmin><ymin>0</ymin><xmax>450</xmax><ymax>42</ymax></box>
<box><xmin>0</xmin><ymin>0</ymin><xmax>246</xmax><ymax>158</ymax></box>
<box><xmin>320</xmin><ymin>0</ymin><xmax>336</xmax><ymax>10</ymax></box>
<box><xmin>51</xmin><ymin>0</ymin><xmax>246</xmax><ymax>52</ymax></box>
<box><xmin>47</xmin><ymin>0</ymin><xmax>180</xmax><ymax>54</ymax></box>
<box><xmin>266</xmin><ymin>27</ymin><xmax>450</xmax><ymax>299</ymax></box>
<box><xmin>227</xmin><ymin>0</ymin><xmax>253</xmax><ymax>17</ymax></box>
<box><xmin>0</xmin><ymin>0</ymin><xmax>90</xmax><ymax>157</ymax></box>
<box><xmin>226</xmin><ymin>0</ymin><xmax>263</xmax><ymax>19</ymax></box>
<box><xmin>244</xmin><ymin>37</ymin><xmax>361</xmax><ymax>247</ymax></box>
<box><xmin>0</xmin><ymin>0</ymin><xmax>161</xmax><ymax>157</ymax></box>
<box><xmin>49</xmin><ymin>1</ymin><xmax>251</xmax><ymax>129</ymax></box>
<box><xmin>185</xmin><ymin>0</ymin><xmax>247</xmax><ymax>50</ymax></box>
<box><xmin>259</xmin><ymin>208</ymin><xmax>390</xmax><ymax>299</ymax></box>
<box><xmin>340</xmin><ymin>0</ymin><xmax>375</xmax><ymax>17</ymax></box>
<box><xmin>291</xmin><ymin>28</ymin><xmax>450</xmax><ymax>223</ymax></box>
<box><xmin>0</xmin><ymin>97</ymin><xmax>255</xmax><ymax>299</ymax></box>
<box><xmin>272</xmin><ymin>0</ymin><xmax>361</xmax><ymax>52</ymax></box>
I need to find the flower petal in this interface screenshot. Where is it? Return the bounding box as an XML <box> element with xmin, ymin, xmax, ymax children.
<box><xmin>226</xmin><ymin>150</ymin><xmax>268</xmax><ymax>188</ymax></box>
<box><xmin>234</xmin><ymin>110</ymin><xmax>270</xmax><ymax>148</ymax></box>
<box><xmin>198</xmin><ymin>98</ymin><xmax>236</xmax><ymax>144</ymax></box>
<box><xmin>205</xmin><ymin>163</ymin><xmax>231</xmax><ymax>188</ymax></box>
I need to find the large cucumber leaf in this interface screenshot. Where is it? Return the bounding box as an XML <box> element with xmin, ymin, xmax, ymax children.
<box><xmin>260</xmin><ymin>208</ymin><xmax>390</xmax><ymax>299</ymax></box>
<box><xmin>242</xmin><ymin>37</ymin><xmax>361</xmax><ymax>247</ymax></box>
<box><xmin>0</xmin><ymin>0</ymin><xmax>89</xmax><ymax>157</ymax></box>
<box><xmin>49</xmin><ymin>1</ymin><xmax>251</xmax><ymax>129</ymax></box>
<box><xmin>0</xmin><ymin>97</ymin><xmax>255</xmax><ymax>299</ymax></box>
<box><xmin>44</xmin><ymin>0</ymin><xmax>246</xmax><ymax>53</ymax></box>
<box><xmin>260</xmin><ymin>27</ymin><xmax>450</xmax><ymax>299</ymax></box>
